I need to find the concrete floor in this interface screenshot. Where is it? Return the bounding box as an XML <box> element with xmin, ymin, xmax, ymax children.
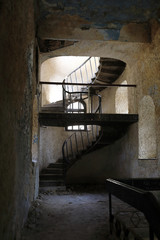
<box><xmin>21</xmin><ymin>187</ymin><xmax>149</xmax><ymax>240</ymax></box>
<box><xmin>21</xmin><ymin>188</ymin><xmax>111</xmax><ymax>240</ymax></box>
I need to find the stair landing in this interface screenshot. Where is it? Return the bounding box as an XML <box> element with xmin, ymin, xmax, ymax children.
<box><xmin>39</xmin><ymin>113</ymin><xmax>138</xmax><ymax>127</ymax></box>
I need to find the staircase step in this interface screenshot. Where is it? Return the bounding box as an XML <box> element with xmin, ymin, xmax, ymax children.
<box><xmin>39</xmin><ymin>179</ymin><xmax>65</xmax><ymax>187</ymax></box>
<box><xmin>100</xmin><ymin>59</ymin><xmax>126</xmax><ymax>67</ymax></box>
<box><xmin>41</xmin><ymin>168</ymin><xmax>63</xmax><ymax>174</ymax></box>
<box><xmin>100</xmin><ymin>57</ymin><xmax>119</xmax><ymax>62</ymax></box>
<box><xmin>48</xmin><ymin>163</ymin><xmax>64</xmax><ymax>168</ymax></box>
<box><xmin>99</xmin><ymin>65</ymin><xmax>124</xmax><ymax>72</ymax></box>
<box><xmin>96</xmin><ymin>75</ymin><xmax>117</xmax><ymax>82</ymax></box>
<box><xmin>56</xmin><ymin>158</ymin><xmax>63</xmax><ymax>163</ymax></box>
<box><xmin>40</xmin><ymin>173</ymin><xmax>64</xmax><ymax>180</ymax></box>
<box><xmin>96</xmin><ymin>71</ymin><xmax>119</xmax><ymax>78</ymax></box>
<box><xmin>39</xmin><ymin>186</ymin><xmax>66</xmax><ymax>192</ymax></box>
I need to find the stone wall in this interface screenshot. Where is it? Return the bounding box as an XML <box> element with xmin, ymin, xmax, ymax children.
<box><xmin>0</xmin><ymin>0</ymin><xmax>37</xmax><ymax>239</ymax></box>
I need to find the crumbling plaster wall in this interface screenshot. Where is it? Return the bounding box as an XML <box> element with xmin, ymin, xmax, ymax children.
<box><xmin>66</xmin><ymin>21</ymin><xmax>160</xmax><ymax>183</ymax></box>
<box><xmin>128</xmin><ymin>20</ymin><xmax>160</xmax><ymax>177</ymax></box>
<box><xmin>39</xmin><ymin>20</ymin><xmax>160</xmax><ymax>183</ymax></box>
<box><xmin>38</xmin><ymin>0</ymin><xmax>160</xmax><ymax>42</ymax></box>
<box><xmin>0</xmin><ymin>0</ymin><xmax>37</xmax><ymax>239</ymax></box>
<box><xmin>39</xmin><ymin>127</ymin><xmax>72</xmax><ymax>171</ymax></box>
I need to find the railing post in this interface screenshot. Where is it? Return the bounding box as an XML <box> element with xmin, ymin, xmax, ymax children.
<box><xmin>85</xmin><ymin>64</ymin><xmax>89</xmax><ymax>83</ymax></box>
<box><xmin>88</xmin><ymin>87</ymin><xmax>91</xmax><ymax>113</ymax></box>
<box><xmin>92</xmin><ymin>125</ymin><xmax>95</xmax><ymax>140</ymax></box>
<box><xmin>80</xmin><ymin>131</ymin><xmax>84</xmax><ymax>150</ymax></box>
<box><xmin>94</xmin><ymin>57</ymin><xmax>98</xmax><ymax>71</ymax></box>
<box><xmin>63</xmin><ymin>84</ymin><xmax>66</xmax><ymax>110</ymax></box>
<box><xmin>96</xmin><ymin>125</ymin><xmax>99</xmax><ymax>138</ymax></box>
<box><xmin>80</xmin><ymin>68</ymin><xmax>83</xmax><ymax>83</ymax></box>
<box><xmin>70</xmin><ymin>138</ymin><xmax>74</xmax><ymax>159</ymax></box>
<box><xmin>109</xmin><ymin>192</ymin><xmax>113</xmax><ymax>234</ymax></box>
<box><xmin>75</xmin><ymin>71</ymin><xmax>78</xmax><ymax>91</ymax></box>
<box><xmin>70</xmin><ymin>75</ymin><xmax>74</xmax><ymax>92</ymax></box>
<box><xmin>75</xmin><ymin>133</ymin><xmax>79</xmax><ymax>155</ymax></box>
<box><xmin>66</xmin><ymin>142</ymin><xmax>69</xmax><ymax>162</ymax></box>
<box><xmin>99</xmin><ymin>95</ymin><xmax>102</xmax><ymax>114</ymax></box>
<box><xmin>89</xmin><ymin>58</ymin><xmax>94</xmax><ymax>78</ymax></box>
<box><xmin>87</xmin><ymin>129</ymin><xmax>90</xmax><ymax>145</ymax></box>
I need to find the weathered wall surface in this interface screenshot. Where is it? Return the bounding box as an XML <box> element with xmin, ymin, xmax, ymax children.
<box><xmin>0</xmin><ymin>0</ymin><xmax>36</xmax><ymax>239</ymax></box>
<box><xmin>66</xmin><ymin>124</ymin><xmax>138</xmax><ymax>184</ymax></box>
<box><xmin>128</xmin><ymin>20</ymin><xmax>160</xmax><ymax>177</ymax></box>
<box><xmin>39</xmin><ymin>18</ymin><xmax>160</xmax><ymax>184</ymax></box>
<box><xmin>37</xmin><ymin>0</ymin><xmax>160</xmax><ymax>42</ymax></box>
<box><xmin>66</xmin><ymin>21</ymin><xmax>160</xmax><ymax>183</ymax></box>
<box><xmin>39</xmin><ymin>127</ymin><xmax>72</xmax><ymax>170</ymax></box>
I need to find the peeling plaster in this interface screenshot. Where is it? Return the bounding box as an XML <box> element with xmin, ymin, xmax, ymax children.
<box><xmin>38</xmin><ymin>1</ymin><xmax>160</xmax><ymax>42</ymax></box>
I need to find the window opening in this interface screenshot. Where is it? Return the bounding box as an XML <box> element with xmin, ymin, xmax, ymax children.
<box><xmin>66</xmin><ymin>101</ymin><xmax>86</xmax><ymax>131</ymax></box>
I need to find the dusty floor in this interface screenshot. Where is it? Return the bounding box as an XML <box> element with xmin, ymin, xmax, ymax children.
<box><xmin>21</xmin><ymin>187</ymin><xmax>111</xmax><ymax>240</ymax></box>
<box><xmin>21</xmin><ymin>187</ymin><xmax>148</xmax><ymax>240</ymax></box>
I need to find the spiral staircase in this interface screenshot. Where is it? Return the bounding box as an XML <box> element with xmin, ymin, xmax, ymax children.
<box><xmin>39</xmin><ymin>57</ymin><xmax>138</xmax><ymax>188</ymax></box>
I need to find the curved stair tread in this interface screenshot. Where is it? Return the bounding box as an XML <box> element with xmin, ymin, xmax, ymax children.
<box><xmin>99</xmin><ymin>65</ymin><xmax>125</xmax><ymax>72</ymax></box>
<box><xmin>96</xmin><ymin>71</ymin><xmax>119</xmax><ymax>78</ymax></box>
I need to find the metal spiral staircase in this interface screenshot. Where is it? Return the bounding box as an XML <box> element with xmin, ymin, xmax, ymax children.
<box><xmin>39</xmin><ymin>57</ymin><xmax>138</xmax><ymax>188</ymax></box>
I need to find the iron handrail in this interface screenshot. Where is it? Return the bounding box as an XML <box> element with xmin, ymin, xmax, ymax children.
<box><xmin>106</xmin><ymin>178</ymin><xmax>160</xmax><ymax>240</ymax></box>
<box><xmin>94</xmin><ymin>94</ymin><xmax>102</xmax><ymax>114</ymax></box>
<box><xmin>62</xmin><ymin>57</ymin><xmax>100</xmax><ymax>108</ymax></box>
<box><xmin>64</xmin><ymin>57</ymin><xmax>91</xmax><ymax>81</ymax></box>
<box><xmin>62</xmin><ymin>56</ymin><xmax>102</xmax><ymax>169</ymax></box>
<box><xmin>62</xmin><ymin>93</ymin><xmax>102</xmax><ymax>168</ymax></box>
<box><xmin>62</xmin><ymin>125</ymin><xmax>102</xmax><ymax>168</ymax></box>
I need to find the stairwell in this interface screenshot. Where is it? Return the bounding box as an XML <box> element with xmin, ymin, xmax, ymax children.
<box><xmin>39</xmin><ymin>56</ymin><xmax>137</xmax><ymax>190</ymax></box>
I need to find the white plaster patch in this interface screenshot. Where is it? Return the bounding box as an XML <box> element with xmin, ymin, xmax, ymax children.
<box><xmin>115</xmin><ymin>80</ymin><xmax>128</xmax><ymax>113</ymax></box>
<box><xmin>138</xmin><ymin>95</ymin><xmax>157</xmax><ymax>159</ymax></box>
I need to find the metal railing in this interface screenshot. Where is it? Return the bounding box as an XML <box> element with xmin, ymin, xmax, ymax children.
<box><xmin>62</xmin><ymin>124</ymin><xmax>102</xmax><ymax>168</ymax></box>
<box><xmin>62</xmin><ymin>57</ymin><xmax>103</xmax><ymax>169</ymax></box>
<box><xmin>106</xmin><ymin>178</ymin><xmax>160</xmax><ymax>240</ymax></box>
<box><xmin>62</xmin><ymin>57</ymin><xmax>100</xmax><ymax>111</ymax></box>
<box><xmin>63</xmin><ymin>57</ymin><xmax>99</xmax><ymax>92</ymax></box>
<box><xmin>62</xmin><ymin>94</ymin><xmax>102</xmax><ymax>167</ymax></box>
